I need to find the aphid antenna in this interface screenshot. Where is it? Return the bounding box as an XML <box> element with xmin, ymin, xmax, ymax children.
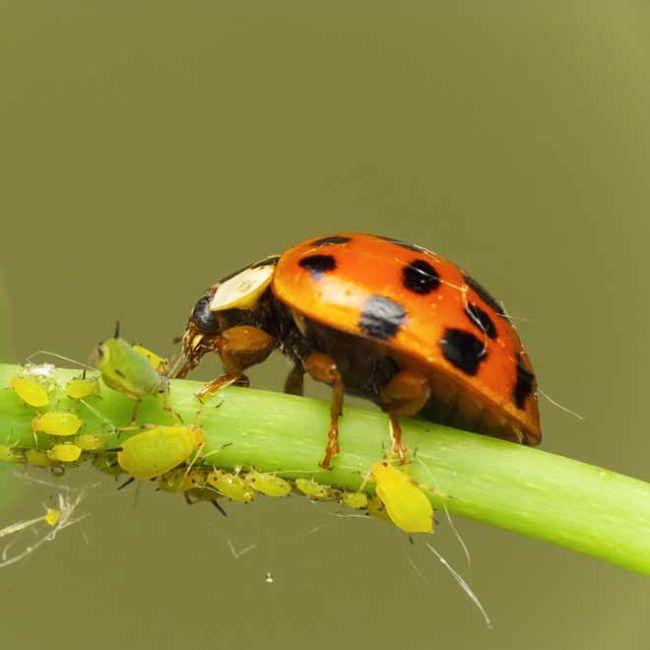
<box><xmin>425</xmin><ymin>542</ymin><xmax>492</xmax><ymax>629</ymax></box>
<box><xmin>415</xmin><ymin>457</ymin><xmax>471</xmax><ymax>572</ymax></box>
<box><xmin>77</xmin><ymin>398</ymin><xmax>118</xmax><ymax>435</ymax></box>
<box><xmin>538</xmin><ymin>386</ymin><xmax>585</xmax><ymax>421</ymax></box>
<box><xmin>24</xmin><ymin>350</ymin><xmax>96</xmax><ymax>373</ymax></box>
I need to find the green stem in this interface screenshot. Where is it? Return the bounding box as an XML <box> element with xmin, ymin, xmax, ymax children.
<box><xmin>1</xmin><ymin>362</ymin><xmax>649</xmax><ymax>576</ymax></box>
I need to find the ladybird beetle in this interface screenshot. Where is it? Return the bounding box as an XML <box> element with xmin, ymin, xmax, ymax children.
<box><xmin>177</xmin><ymin>233</ymin><xmax>540</xmax><ymax>468</ymax></box>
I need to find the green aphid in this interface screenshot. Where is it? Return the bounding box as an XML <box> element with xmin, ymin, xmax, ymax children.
<box><xmin>0</xmin><ymin>445</ymin><xmax>24</xmax><ymax>463</ymax></box>
<box><xmin>294</xmin><ymin>478</ymin><xmax>339</xmax><ymax>500</ymax></box>
<box><xmin>74</xmin><ymin>433</ymin><xmax>105</xmax><ymax>451</ymax></box>
<box><xmin>244</xmin><ymin>470</ymin><xmax>292</xmax><ymax>497</ymax></box>
<box><xmin>341</xmin><ymin>491</ymin><xmax>368</xmax><ymax>509</ymax></box>
<box><xmin>117</xmin><ymin>425</ymin><xmax>205</xmax><ymax>481</ymax></box>
<box><xmin>207</xmin><ymin>470</ymin><xmax>255</xmax><ymax>503</ymax></box>
<box><xmin>25</xmin><ymin>449</ymin><xmax>53</xmax><ymax>468</ymax></box>
<box><xmin>91</xmin><ymin>453</ymin><xmax>123</xmax><ymax>476</ymax></box>
<box><xmin>96</xmin><ymin>324</ymin><xmax>176</xmax><ymax>421</ymax></box>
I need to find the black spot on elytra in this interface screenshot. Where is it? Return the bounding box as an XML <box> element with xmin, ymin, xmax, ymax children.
<box><xmin>513</xmin><ymin>353</ymin><xmax>535</xmax><ymax>409</ymax></box>
<box><xmin>299</xmin><ymin>254</ymin><xmax>337</xmax><ymax>278</ymax></box>
<box><xmin>402</xmin><ymin>259</ymin><xmax>440</xmax><ymax>295</ymax></box>
<box><xmin>463</xmin><ymin>273</ymin><xmax>506</xmax><ymax>317</ymax></box>
<box><xmin>465</xmin><ymin>303</ymin><xmax>497</xmax><ymax>339</ymax></box>
<box><xmin>374</xmin><ymin>235</ymin><xmax>432</xmax><ymax>254</ymax></box>
<box><xmin>310</xmin><ymin>235</ymin><xmax>352</xmax><ymax>247</ymax></box>
<box><xmin>191</xmin><ymin>294</ymin><xmax>220</xmax><ymax>334</ymax></box>
<box><xmin>440</xmin><ymin>328</ymin><xmax>486</xmax><ymax>376</ymax></box>
<box><xmin>359</xmin><ymin>296</ymin><xmax>406</xmax><ymax>340</ymax></box>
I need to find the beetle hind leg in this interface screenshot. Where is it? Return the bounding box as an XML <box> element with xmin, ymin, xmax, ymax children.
<box><xmin>303</xmin><ymin>352</ymin><xmax>344</xmax><ymax>469</ymax></box>
<box><xmin>379</xmin><ymin>370</ymin><xmax>431</xmax><ymax>464</ymax></box>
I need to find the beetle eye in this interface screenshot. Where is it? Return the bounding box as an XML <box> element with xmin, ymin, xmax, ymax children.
<box><xmin>191</xmin><ymin>295</ymin><xmax>220</xmax><ymax>334</ymax></box>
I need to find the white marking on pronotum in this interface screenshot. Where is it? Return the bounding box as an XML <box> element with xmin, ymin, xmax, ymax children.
<box><xmin>209</xmin><ymin>264</ymin><xmax>275</xmax><ymax>312</ymax></box>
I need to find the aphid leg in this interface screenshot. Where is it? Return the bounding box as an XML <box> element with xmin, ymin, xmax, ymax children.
<box><xmin>379</xmin><ymin>370</ymin><xmax>431</xmax><ymax>464</ymax></box>
<box><xmin>303</xmin><ymin>352</ymin><xmax>344</xmax><ymax>469</ymax></box>
<box><xmin>284</xmin><ymin>363</ymin><xmax>305</xmax><ymax>396</ymax></box>
<box><xmin>130</xmin><ymin>398</ymin><xmax>142</xmax><ymax>423</ymax></box>
<box><xmin>210</xmin><ymin>500</ymin><xmax>228</xmax><ymax>517</ymax></box>
<box><xmin>160</xmin><ymin>391</ymin><xmax>183</xmax><ymax>424</ymax></box>
<box><xmin>117</xmin><ymin>476</ymin><xmax>136</xmax><ymax>491</ymax></box>
<box><xmin>196</xmin><ymin>326</ymin><xmax>275</xmax><ymax>401</ymax></box>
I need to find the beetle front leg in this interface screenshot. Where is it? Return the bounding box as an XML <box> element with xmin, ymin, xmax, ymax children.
<box><xmin>303</xmin><ymin>352</ymin><xmax>344</xmax><ymax>469</ymax></box>
<box><xmin>378</xmin><ymin>370</ymin><xmax>431</xmax><ymax>463</ymax></box>
<box><xmin>196</xmin><ymin>326</ymin><xmax>276</xmax><ymax>401</ymax></box>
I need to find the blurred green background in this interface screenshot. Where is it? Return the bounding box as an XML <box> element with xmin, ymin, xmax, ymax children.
<box><xmin>1</xmin><ymin>1</ymin><xmax>650</xmax><ymax>648</ymax></box>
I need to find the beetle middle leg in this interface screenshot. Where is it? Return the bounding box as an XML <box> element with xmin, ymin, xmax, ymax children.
<box><xmin>378</xmin><ymin>370</ymin><xmax>431</xmax><ymax>463</ymax></box>
<box><xmin>195</xmin><ymin>325</ymin><xmax>275</xmax><ymax>401</ymax></box>
<box><xmin>284</xmin><ymin>363</ymin><xmax>305</xmax><ymax>396</ymax></box>
<box><xmin>303</xmin><ymin>352</ymin><xmax>344</xmax><ymax>469</ymax></box>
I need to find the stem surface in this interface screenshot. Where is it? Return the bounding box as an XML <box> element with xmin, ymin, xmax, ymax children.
<box><xmin>1</xmin><ymin>363</ymin><xmax>649</xmax><ymax>576</ymax></box>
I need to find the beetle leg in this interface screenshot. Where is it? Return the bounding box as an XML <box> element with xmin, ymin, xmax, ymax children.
<box><xmin>379</xmin><ymin>370</ymin><xmax>431</xmax><ymax>464</ymax></box>
<box><xmin>196</xmin><ymin>325</ymin><xmax>275</xmax><ymax>401</ymax></box>
<box><xmin>284</xmin><ymin>363</ymin><xmax>305</xmax><ymax>396</ymax></box>
<box><xmin>303</xmin><ymin>352</ymin><xmax>344</xmax><ymax>469</ymax></box>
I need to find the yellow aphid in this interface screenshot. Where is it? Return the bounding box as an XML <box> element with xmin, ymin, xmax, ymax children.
<box><xmin>294</xmin><ymin>478</ymin><xmax>337</xmax><ymax>500</ymax></box>
<box><xmin>341</xmin><ymin>491</ymin><xmax>368</xmax><ymax>509</ymax></box>
<box><xmin>65</xmin><ymin>377</ymin><xmax>100</xmax><ymax>400</ymax></box>
<box><xmin>206</xmin><ymin>470</ymin><xmax>255</xmax><ymax>503</ymax></box>
<box><xmin>47</xmin><ymin>444</ymin><xmax>82</xmax><ymax>463</ymax></box>
<box><xmin>132</xmin><ymin>345</ymin><xmax>170</xmax><ymax>374</ymax></box>
<box><xmin>244</xmin><ymin>471</ymin><xmax>292</xmax><ymax>497</ymax></box>
<box><xmin>371</xmin><ymin>461</ymin><xmax>433</xmax><ymax>534</ymax></box>
<box><xmin>74</xmin><ymin>433</ymin><xmax>104</xmax><ymax>451</ymax></box>
<box><xmin>25</xmin><ymin>450</ymin><xmax>52</xmax><ymax>468</ymax></box>
<box><xmin>117</xmin><ymin>425</ymin><xmax>204</xmax><ymax>480</ymax></box>
<box><xmin>32</xmin><ymin>412</ymin><xmax>83</xmax><ymax>437</ymax></box>
<box><xmin>0</xmin><ymin>445</ymin><xmax>23</xmax><ymax>463</ymax></box>
<box><xmin>10</xmin><ymin>376</ymin><xmax>49</xmax><ymax>408</ymax></box>
<box><xmin>44</xmin><ymin>509</ymin><xmax>61</xmax><ymax>527</ymax></box>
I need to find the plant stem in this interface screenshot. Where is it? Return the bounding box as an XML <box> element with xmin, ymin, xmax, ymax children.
<box><xmin>1</xmin><ymin>363</ymin><xmax>649</xmax><ymax>576</ymax></box>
